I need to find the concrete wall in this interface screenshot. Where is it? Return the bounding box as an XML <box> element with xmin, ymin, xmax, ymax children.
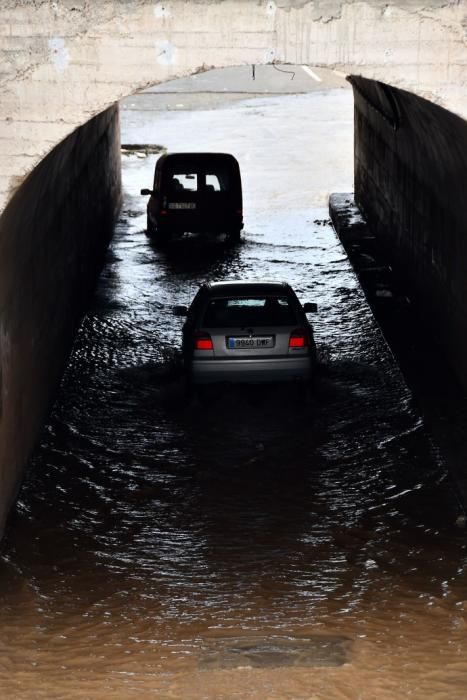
<box><xmin>352</xmin><ymin>76</ymin><xmax>467</xmax><ymax>386</ymax></box>
<box><xmin>0</xmin><ymin>105</ymin><xmax>121</xmax><ymax>535</ymax></box>
<box><xmin>1</xmin><ymin>0</ymin><xmax>466</xmax><ymax>211</ymax></box>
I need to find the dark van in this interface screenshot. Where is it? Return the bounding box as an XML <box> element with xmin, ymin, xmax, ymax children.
<box><xmin>141</xmin><ymin>152</ymin><xmax>243</xmax><ymax>244</ymax></box>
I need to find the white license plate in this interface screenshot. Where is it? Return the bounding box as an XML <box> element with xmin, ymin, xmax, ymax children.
<box><xmin>168</xmin><ymin>202</ymin><xmax>196</xmax><ymax>210</ymax></box>
<box><xmin>227</xmin><ymin>336</ymin><xmax>274</xmax><ymax>349</ymax></box>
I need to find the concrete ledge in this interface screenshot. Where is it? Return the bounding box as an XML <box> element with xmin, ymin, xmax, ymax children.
<box><xmin>329</xmin><ymin>193</ymin><xmax>409</xmax><ymax>313</ymax></box>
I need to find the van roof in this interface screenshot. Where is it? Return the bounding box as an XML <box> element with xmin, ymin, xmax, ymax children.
<box><xmin>156</xmin><ymin>152</ymin><xmax>239</xmax><ymax>165</ymax></box>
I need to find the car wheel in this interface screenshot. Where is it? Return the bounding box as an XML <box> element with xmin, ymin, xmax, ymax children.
<box><xmin>296</xmin><ymin>380</ymin><xmax>313</xmax><ymax>405</ymax></box>
<box><xmin>153</xmin><ymin>224</ymin><xmax>171</xmax><ymax>247</ymax></box>
<box><xmin>184</xmin><ymin>377</ymin><xmax>203</xmax><ymax>405</ymax></box>
<box><xmin>146</xmin><ymin>214</ymin><xmax>156</xmax><ymax>237</ymax></box>
<box><xmin>227</xmin><ymin>227</ymin><xmax>242</xmax><ymax>243</ymax></box>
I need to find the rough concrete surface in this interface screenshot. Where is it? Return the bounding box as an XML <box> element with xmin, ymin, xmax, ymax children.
<box><xmin>0</xmin><ymin>0</ymin><xmax>466</xmax><ymax>209</ymax></box>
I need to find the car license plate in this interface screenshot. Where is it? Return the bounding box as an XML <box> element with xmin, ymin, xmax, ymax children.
<box><xmin>227</xmin><ymin>336</ymin><xmax>274</xmax><ymax>349</ymax></box>
<box><xmin>168</xmin><ymin>202</ymin><xmax>196</xmax><ymax>210</ymax></box>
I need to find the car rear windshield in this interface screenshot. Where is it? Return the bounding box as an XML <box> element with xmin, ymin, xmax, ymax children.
<box><xmin>202</xmin><ymin>296</ymin><xmax>298</xmax><ymax>328</ymax></box>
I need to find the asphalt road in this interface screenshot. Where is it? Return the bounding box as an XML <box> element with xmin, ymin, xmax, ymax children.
<box><xmin>122</xmin><ymin>64</ymin><xmax>349</xmax><ymax>112</ymax></box>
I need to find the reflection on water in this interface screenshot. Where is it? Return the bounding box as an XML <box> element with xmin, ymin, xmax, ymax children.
<box><xmin>1</xmin><ymin>201</ymin><xmax>466</xmax><ymax>699</ymax></box>
<box><xmin>2</xmin><ymin>99</ymin><xmax>467</xmax><ymax>698</ymax></box>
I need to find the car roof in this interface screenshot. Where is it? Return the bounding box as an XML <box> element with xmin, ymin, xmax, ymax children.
<box><xmin>204</xmin><ymin>280</ymin><xmax>292</xmax><ymax>296</ymax></box>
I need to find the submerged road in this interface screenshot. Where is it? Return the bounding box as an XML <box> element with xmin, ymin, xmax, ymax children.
<box><xmin>1</xmin><ymin>72</ymin><xmax>467</xmax><ymax>699</ymax></box>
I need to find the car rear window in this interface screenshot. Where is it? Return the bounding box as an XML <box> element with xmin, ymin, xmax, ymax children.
<box><xmin>202</xmin><ymin>296</ymin><xmax>298</xmax><ymax>328</ymax></box>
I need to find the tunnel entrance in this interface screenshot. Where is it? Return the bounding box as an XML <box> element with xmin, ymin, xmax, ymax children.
<box><xmin>2</xmin><ymin>65</ymin><xmax>467</xmax><ymax>699</ymax></box>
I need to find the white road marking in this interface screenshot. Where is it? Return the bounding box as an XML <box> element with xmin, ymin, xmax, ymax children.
<box><xmin>301</xmin><ymin>65</ymin><xmax>322</xmax><ymax>82</ymax></box>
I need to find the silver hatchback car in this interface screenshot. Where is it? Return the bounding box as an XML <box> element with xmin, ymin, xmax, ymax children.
<box><xmin>174</xmin><ymin>281</ymin><xmax>318</xmax><ymax>386</ymax></box>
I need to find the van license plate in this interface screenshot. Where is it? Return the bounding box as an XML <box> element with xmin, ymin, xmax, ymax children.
<box><xmin>228</xmin><ymin>336</ymin><xmax>274</xmax><ymax>349</ymax></box>
<box><xmin>168</xmin><ymin>202</ymin><xmax>196</xmax><ymax>210</ymax></box>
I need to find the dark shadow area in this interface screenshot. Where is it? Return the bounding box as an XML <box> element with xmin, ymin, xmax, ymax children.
<box><xmin>330</xmin><ymin>193</ymin><xmax>467</xmax><ymax>509</ymax></box>
<box><xmin>351</xmin><ymin>76</ymin><xmax>467</xmax><ymax>390</ymax></box>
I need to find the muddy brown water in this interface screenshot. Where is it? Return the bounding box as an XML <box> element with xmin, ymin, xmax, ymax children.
<box><xmin>1</xmin><ymin>94</ymin><xmax>467</xmax><ymax>699</ymax></box>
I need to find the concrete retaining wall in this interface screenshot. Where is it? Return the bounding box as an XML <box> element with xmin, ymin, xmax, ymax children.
<box><xmin>352</xmin><ymin>77</ymin><xmax>467</xmax><ymax>387</ymax></box>
<box><xmin>0</xmin><ymin>105</ymin><xmax>121</xmax><ymax>535</ymax></box>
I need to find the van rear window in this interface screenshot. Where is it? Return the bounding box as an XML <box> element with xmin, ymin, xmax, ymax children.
<box><xmin>170</xmin><ymin>173</ymin><xmax>197</xmax><ymax>192</ymax></box>
<box><xmin>166</xmin><ymin>164</ymin><xmax>233</xmax><ymax>193</ymax></box>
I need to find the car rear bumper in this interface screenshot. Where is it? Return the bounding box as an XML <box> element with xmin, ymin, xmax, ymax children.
<box><xmin>190</xmin><ymin>356</ymin><xmax>312</xmax><ymax>384</ymax></box>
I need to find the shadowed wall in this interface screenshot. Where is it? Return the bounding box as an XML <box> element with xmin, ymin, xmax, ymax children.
<box><xmin>0</xmin><ymin>105</ymin><xmax>121</xmax><ymax>534</ymax></box>
<box><xmin>352</xmin><ymin>77</ymin><xmax>467</xmax><ymax>386</ymax></box>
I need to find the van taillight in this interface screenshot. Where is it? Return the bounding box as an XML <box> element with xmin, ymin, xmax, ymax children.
<box><xmin>194</xmin><ymin>333</ymin><xmax>213</xmax><ymax>350</ymax></box>
<box><xmin>289</xmin><ymin>329</ymin><xmax>308</xmax><ymax>348</ymax></box>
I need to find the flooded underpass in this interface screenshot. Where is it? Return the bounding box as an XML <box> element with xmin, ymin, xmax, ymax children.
<box><xmin>1</xmin><ymin>77</ymin><xmax>467</xmax><ymax>699</ymax></box>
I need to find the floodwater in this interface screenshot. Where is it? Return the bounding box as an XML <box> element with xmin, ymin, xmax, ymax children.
<box><xmin>1</xmin><ymin>90</ymin><xmax>467</xmax><ymax>699</ymax></box>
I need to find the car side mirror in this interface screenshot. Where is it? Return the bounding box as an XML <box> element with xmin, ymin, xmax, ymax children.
<box><xmin>140</xmin><ymin>188</ymin><xmax>153</xmax><ymax>196</ymax></box>
<box><xmin>303</xmin><ymin>302</ymin><xmax>318</xmax><ymax>313</ymax></box>
<box><xmin>173</xmin><ymin>305</ymin><xmax>188</xmax><ymax>317</ymax></box>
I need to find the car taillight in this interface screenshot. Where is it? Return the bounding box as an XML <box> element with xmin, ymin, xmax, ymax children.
<box><xmin>289</xmin><ymin>329</ymin><xmax>308</xmax><ymax>348</ymax></box>
<box><xmin>160</xmin><ymin>209</ymin><xmax>168</xmax><ymax>216</ymax></box>
<box><xmin>194</xmin><ymin>332</ymin><xmax>213</xmax><ymax>350</ymax></box>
